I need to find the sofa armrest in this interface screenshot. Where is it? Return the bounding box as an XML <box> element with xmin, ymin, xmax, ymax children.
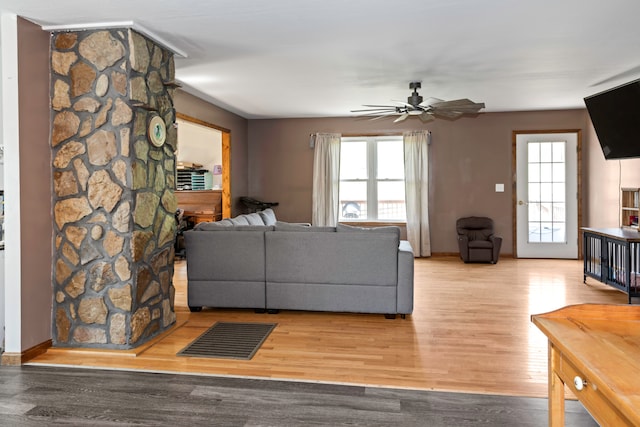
<box><xmin>397</xmin><ymin>240</ymin><xmax>414</xmax><ymax>314</ymax></box>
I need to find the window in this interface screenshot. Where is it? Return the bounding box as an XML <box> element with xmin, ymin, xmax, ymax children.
<box><xmin>339</xmin><ymin>136</ymin><xmax>406</xmax><ymax>221</ymax></box>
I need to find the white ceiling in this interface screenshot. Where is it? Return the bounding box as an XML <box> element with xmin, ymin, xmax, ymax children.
<box><xmin>3</xmin><ymin>0</ymin><xmax>640</xmax><ymax>119</ymax></box>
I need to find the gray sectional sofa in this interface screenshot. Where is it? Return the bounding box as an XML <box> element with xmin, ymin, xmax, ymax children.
<box><xmin>184</xmin><ymin>209</ymin><xmax>414</xmax><ymax>317</ymax></box>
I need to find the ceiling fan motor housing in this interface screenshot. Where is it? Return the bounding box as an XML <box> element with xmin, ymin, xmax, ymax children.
<box><xmin>408</xmin><ymin>82</ymin><xmax>423</xmax><ymax>107</ymax></box>
<box><xmin>408</xmin><ymin>93</ymin><xmax>423</xmax><ymax>107</ymax></box>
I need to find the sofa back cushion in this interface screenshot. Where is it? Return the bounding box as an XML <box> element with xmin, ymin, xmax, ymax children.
<box><xmin>336</xmin><ymin>223</ymin><xmax>401</xmax><ymax>239</ymax></box>
<box><xmin>275</xmin><ymin>221</ymin><xmax>335</xmax><ymax>232</ymax></box>
<box><xmin>265</xmin><ymin>230</ymin><xmax>399</xmax><ymax>286</ymax></box>
<box><xmin>258</xmin><ymin>208</ymin><xmax>277</xmax><ymax>226</ymax></box>
<box><xmin>244</xmin><ymin>212</ymin><xmax>265</xmax><ymax>225</ymax></box>
<box><xmin>229</xmin><ymin>215</ymin><xmax>251</xmax><ymax>226</ymax></box>
<box><xmin>194</xmin><ymin>219</ymin><xmax>233</xmax><ymax>230</ymax></box>
<box><xmin>184</xmin><ymin>229</ymin><xmax>267</xmax><ymax>282</ymax></box>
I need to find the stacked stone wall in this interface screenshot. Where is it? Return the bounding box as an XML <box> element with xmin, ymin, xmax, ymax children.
<box><xmin>51</xmin><ymin>29</ymin><xmax>177</xmax><ymax>348</ymax></box>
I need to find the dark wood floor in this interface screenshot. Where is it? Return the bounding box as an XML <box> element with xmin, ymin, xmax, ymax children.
<box><xmin>0</xmin><ymin>365</ymin><xmax>597</xmax><ymax>426</ymax></box>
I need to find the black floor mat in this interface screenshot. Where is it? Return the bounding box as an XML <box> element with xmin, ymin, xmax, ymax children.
<box><xmin>177</xmin><ymin>322</ymin><xmax>277</xmax><ymax>360</ymax></box>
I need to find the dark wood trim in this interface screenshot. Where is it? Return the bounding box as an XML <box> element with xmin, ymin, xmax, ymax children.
<box><xmin>176</xmin><ymin>112</ymin><xmax>231</xmax><ymax>134</ymax></box>
<box><xmin>1</xmin><ymin>339</ymin><xmax>52</xmax><ymax>365</ymax></box>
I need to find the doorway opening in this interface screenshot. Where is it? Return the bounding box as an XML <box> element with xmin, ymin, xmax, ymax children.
<box><xmin>176</xmin><ymin>113</ymin><xmax>231</xmax><ymax>218</ymax></box>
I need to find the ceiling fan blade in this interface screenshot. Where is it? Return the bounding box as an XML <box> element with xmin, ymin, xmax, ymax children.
<box><xmin>368</xmin><ymin>114</ymin><xmax>397</xmax><ymax>121</ymax></box>
<box><xmin>361</xmin><ymin>104</ymin><xmax>398</xmax><ymax>108</ymax></box>
<box><xmin>355</xmin><ymin>84</ymin><xmax>485</xmax><ymax>123</ymax></box>
<box><xmin>351</xmin><ymin>108</ymin><xmax>397</xmax><ymax>114</ymax></box>
<box><xmin>431</xmin><ymin>99</ymin><xmax>485</xmax><ymax>110</ymax></box>
<box><xmin>420</xmin><ymin>97</ymin><xmax>444</xmax><ymax>107</ymax></box>
<box><xmin>418</xmin><ymin>112</ymin><xmax>435</xmax><ymax>123</ymax></box>
<box><xmin>432</xmin><ymin>110</ymin><xmax>463</xmax><ymax>119</ymax></box>
<box><xmin>391</xmin><ymin>100</ymin><xmax>415</xmax><ymax>108</ymax></box>
<box><xmin>393</xmin><ymin>113</ymin><xmax>409</xmax><ymax>123</ymax></box>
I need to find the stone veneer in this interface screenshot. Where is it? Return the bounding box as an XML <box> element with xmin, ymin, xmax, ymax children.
<box><xmin>51</xmin><ymin>29</ymin><xmax>178</xmax><ymax>348</ymax></box>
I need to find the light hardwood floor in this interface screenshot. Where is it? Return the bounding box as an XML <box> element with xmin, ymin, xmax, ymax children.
<box><xmin>28</xmin><ymin>256</ymin><xmax>628</xmax><ymax>398</ymax></box>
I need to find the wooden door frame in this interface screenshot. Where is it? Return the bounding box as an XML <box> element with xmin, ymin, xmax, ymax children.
<box><xmin>176</xmin><ymin>113</ymin><xmax>231</xmax><ymax>219</ymax></box>
<box><xmin>511</xmin><ymin>129</ymin><xmax>583</xmax><ymax>258</ymax></box>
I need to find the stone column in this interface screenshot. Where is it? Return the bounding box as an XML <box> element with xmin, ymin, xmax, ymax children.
<box><xmin>51</xmin><ymin>29</ymin><xmax>178</xmax><ymax>348</ymax></box>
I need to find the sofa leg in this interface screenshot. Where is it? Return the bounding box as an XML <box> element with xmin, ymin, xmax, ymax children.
<box><xmin>384</xmin><ymin>314</ymin><xmax>396</xmax><ymax>319</ymax></box>
<box><xmin>254</xmin><ymin>308</ymin><xmax>266</xmax><ymax>314</ymax></box>
<box><xmin>188</xmin><ymin>306</ymin><xmax>202</xmax><ymax>312</ymax></box>
<box><xmin>267</xmin><ymin>309</ymin><xmax>280</xmax><ymax>314</ymax></box>
<box><xmin>401</xmin><ymin>314</ymin><xmax>406</xmax><ymax>319</ymax></box>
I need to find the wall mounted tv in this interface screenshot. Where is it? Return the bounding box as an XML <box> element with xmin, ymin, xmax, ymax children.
<box><xmin>584</xmin><ymin>78</ymin><xmax>640</xmax><ymax>160</ymax></box>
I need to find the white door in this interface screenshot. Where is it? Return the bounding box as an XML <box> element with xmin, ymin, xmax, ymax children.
<box><xmin>515</xmin><ymin>132</ymin><xmax>579</xmax><ymax>258</ymax></box>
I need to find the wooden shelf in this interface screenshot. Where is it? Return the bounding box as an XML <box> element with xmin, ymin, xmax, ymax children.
<box><xmin>621</xmin><ymin>188</ymin><xmax>640</xmax><ymax>229</ymax></box>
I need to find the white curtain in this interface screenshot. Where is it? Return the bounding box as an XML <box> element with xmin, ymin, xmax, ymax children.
<box><xmin>404</xmin><ymin>130</ymin><xmax>431</xmax><ymax>257</ymax></box>
<box><xmin>312</xmin><ymin>133</ymin><xmax>341</xmax><ymax>226</ymax></box>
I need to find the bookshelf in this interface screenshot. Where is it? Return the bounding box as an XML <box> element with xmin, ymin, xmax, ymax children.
<box><xmin>620</xmin><ymin>187</ymin><xmax>640</xmax><ymax>229</ymax></box>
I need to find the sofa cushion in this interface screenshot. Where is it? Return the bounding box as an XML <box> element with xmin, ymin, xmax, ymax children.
<box><xmin>468</xmin><ymin>240</ymin><xmax>493</xmax><ymax>249</ymax></box>
<box><xmin>229</xmin><ymin>215</ymin><xmax>251</xmax><ymax>226</ymax></box>
<box><xmin>275</xmin><ymin>221</ymin><xmax>335</xmax><ymax>232</ymax></box>
<box><xmin>258</xmin><ymin>208</ymin><xmax>277</xmax><ymax>226</ymax></box>
<box><xmin>266</xmin><ymin>230</ymin><xmax>398</xmax><ymax>286</ymax></box>
<box><xmin>466</xmin><ymin>229</ymin><xmax>492</xmax><ymax>241</ymax></box>
<box><xmin>185</xmin><ymin>230</ymin><xmax>266</xmax><ymax>282</ymax></box>
<box><xmin>336</xmin><ymin>223</ymin><xmax>401</xmax><ymax>239</ymax></box>
<box><xmin>245</xmin><ymin>212</ymin><xmax>265</xmax><ymax>225</ymax></box>
<box><xmin>194</xmin><ymin>220</ymin><xmax>233</xmax><ymax>230</ymax></box>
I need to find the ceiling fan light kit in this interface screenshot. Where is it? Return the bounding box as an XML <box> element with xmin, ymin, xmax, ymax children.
<box><xmin>352</xmin><ymin>81</ymin><xmax>485</xmax><ymax>123</ymax></box>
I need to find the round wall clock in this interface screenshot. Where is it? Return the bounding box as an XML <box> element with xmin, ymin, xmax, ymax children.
<box><xmin>148</xmin><ymin>114</ymin><xmax>167</xmax><ymax>147</ymax></box>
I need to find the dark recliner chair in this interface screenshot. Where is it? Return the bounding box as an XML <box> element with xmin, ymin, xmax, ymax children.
<box><xmin>456</xmin><ymin>216</ymin><xmax>502</xmax><ymax>264</ymax></box>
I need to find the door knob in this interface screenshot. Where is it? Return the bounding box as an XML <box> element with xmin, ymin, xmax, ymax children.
<box><xmin>518</xmin><ymin>200</ymin><xmax>527</xmax><ymax>206</ymax></box>
<box><xmin>573</xmin><ymin>376</ymin><xmax>587</xmax><ymax>391</ymax></box>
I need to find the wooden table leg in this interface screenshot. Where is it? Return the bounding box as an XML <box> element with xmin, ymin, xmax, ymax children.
<box><xmin>549</xmin><ymin>342</ymin><xmax>565</xmax><ymax>427</ymax></box>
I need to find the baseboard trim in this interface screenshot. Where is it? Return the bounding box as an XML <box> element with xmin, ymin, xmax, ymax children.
<box><xmin>1</xmin><ymin>339</ymin><xmax>52</xmax><ymax>366</ymax></box>
<box><xmin>429</xmin><ymin>252</ymin><xmax>514</xmax><ymax>258</ymax></box>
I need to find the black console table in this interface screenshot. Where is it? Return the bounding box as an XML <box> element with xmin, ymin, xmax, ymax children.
<box><xmin>582</xmin><ymin>227</ymin><xmax>640</xmax><ymax>303</ymax></box>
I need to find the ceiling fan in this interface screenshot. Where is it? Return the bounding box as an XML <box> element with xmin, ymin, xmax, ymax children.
<box><xmin>351</xmin><ymin>82</ymin><xmax>486</xmax><ymax>123</ymax></box>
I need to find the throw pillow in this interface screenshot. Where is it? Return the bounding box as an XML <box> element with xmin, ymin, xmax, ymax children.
<box><xmin>245</xmin><ymin>213</ymin><xmax>265</xmax><ymax>225</ymax></box>
<box><xmin>258</xmin><ymin>208</ymin><xmax>277</xmax><ymax>226</ymax></box>
<box><xmin>229</xmin><ymin>215</ymin><xmax>250</xmax><ymax>226</ymax></box>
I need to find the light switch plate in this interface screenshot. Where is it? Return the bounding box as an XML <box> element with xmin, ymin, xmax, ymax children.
<box><xmin>495</xmin><ymin>183</ymin><xmax>504</xmax><ymax>192</ymax></box>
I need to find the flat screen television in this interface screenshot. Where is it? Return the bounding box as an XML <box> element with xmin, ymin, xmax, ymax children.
<box><xmin>584</xmin><ymin>78</ymin><xmax>640</xmax><ymax>160</ymax></box>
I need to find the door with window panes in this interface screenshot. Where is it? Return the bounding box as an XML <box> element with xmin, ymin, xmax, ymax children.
<box><xmin>339</xmin><ymin>136</ymin><xmax>406</xmax><ymax>222</ymax></box>
<box><xmin>515</xmin><ymin>131</ymin><xmax>578</xmax><ymax>258</ymax></box>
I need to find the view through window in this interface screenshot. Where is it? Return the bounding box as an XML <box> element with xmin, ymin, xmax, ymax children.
<box><xmin>339</xmin><ymin>136</ymin><xmax>406</xmax><ymax>221</ymax></box>
<box><xmin>527</xmin><ymin>141</ymin><xmax>566</xmax><ymax>242</ymax></box>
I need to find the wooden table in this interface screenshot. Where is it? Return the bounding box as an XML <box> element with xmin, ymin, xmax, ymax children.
<box><xmin>532</xmin><ymin>304</ymin><xmax>640</xmax><ymax>426</ymax></box>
